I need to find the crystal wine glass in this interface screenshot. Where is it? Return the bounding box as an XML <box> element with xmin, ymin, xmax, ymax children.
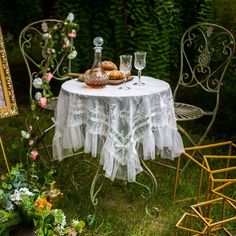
<box><xmin>133</xmin><ymin>51</ymin><xmax>146</xmax><ymax>86</ymax></box>
<box><xmin>119</xmin><ymin>54</ymin><xmax>132</xmax><ymax>90</ymax></box>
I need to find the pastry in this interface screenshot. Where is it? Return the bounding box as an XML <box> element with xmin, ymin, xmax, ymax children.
<box><xmin>102</xmin><ymin>61</ymin><xmax>118</xmax><ymax>70</ymax></box>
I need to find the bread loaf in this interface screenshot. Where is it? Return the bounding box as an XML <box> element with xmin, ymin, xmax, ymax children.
<box><xmin>102</xmin><ymin>61</ymin><xmax>118</xmax><ymax>70</ymax></box>
<box><xmin>82</xmin><ymin>60</ymin><xmax>126</xmax><ymax>80</ymax></box>
<box><xmin>84</xmin><ymin>69</ymin><xmax>91</xmax><ymax>75</ymax></box>
<box><xmin>106</xmin><ymin>70</ymin><xmax>125</xmax><ymax>80</ymax></box>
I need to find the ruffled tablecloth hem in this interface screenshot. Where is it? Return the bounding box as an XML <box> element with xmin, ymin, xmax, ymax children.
<box><xmin>53</xmin><ymin>125</ymin><xmax>184</xmax><ymax>182</ymax></box>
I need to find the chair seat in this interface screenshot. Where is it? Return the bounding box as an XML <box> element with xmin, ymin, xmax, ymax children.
<box><xmin>174</xmin><ymin>102</ymin><xmax>204</xmax><ymax>121</ymax></box>
<box><xmin>44</xmin><ymin>97</ymin><xmax>58</xmax><ymax>110</ymax></box>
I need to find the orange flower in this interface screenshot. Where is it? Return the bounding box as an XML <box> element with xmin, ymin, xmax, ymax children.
<box><xmin>34</xmin><ymin>197</ymin><xmax>52</xmax><ymax>212</ymax></box>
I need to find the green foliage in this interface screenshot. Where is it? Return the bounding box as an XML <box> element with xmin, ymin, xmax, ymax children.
<box><xmin>150</xmin><ymin>0</ymin><xmax>183</xmax><ymax>80</ymax></box>
<box><xmin>0</xmin><ymin>210</ymin><xmax>21</xmax><ymax>235</ymax></box>
<box><xmin>51</xmin><ymin>0</ymin><xmax>183</xmax><ymax>81</ymax></box>
<box><xmin>198</xmin><ymin>0</ymin><xmax>217</xmax><ymax>23</ymax></box>
<box><xmin>52</xmin><ymin>0</ymin><xmax>93</xmax><ymax>72</ymax></box>
<box><xmin>108</xmin><ymin>0</ymin><xmax>131</xmax><ymax>60</ymax></box>
<box><xmin>216</xmin><ymin>0</ymin><xmax>236</xmax><ymax>32</ymax></box>
<box><xmin>197</xmin><ymin>0</ymin><xmax>236</xmax><ymax>138</ymax></box>
<box><xmin>0</xmin><ymin>163</ymin><xmax>40</xmax><ymax>212</ymax></box>
<box><xmin>0</xmin><ymin>162</ymin><xmax>86</xmax><ymax>235</ymax></box>
<box><xmin>0</xmin><ymin>0</ymin><xmax>44</xmax><ymax>38</ymax></box>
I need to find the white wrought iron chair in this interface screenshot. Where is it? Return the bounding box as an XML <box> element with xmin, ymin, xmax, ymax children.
<box><xmin>173</xmin><ymin>23</ymin><xmax>235</xmax><ymax>172</ymax></box>
<box><xmin>19</xmin><ymin>19</ymin><xmax>78</xmax><ymax>160</ymax></box>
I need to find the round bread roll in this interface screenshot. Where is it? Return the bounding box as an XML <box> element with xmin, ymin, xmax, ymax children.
<box><xmin>106</xmin><ymin>70</ymin><xmax>125</xmax><ymax>80</ymax></box>
<box><xmin>102</xmin><ymin>61</ymin><xmax>118</xmax><ymax>70</ymax></box>
<box><xmin>84</xmin><ymin>69</ymin><xmax>91</xmax><ymax>75</ymax></box>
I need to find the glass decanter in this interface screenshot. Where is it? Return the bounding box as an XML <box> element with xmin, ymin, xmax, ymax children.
<box><xmin>85</xmin><ymin>37</ymin><xmax>109</xmax><ymax>88</ymax></box>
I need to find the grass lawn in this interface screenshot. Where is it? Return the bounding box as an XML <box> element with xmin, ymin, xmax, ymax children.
<box><xmin>0</xmin><ymin>105</ymin><xmax>235</xmax><ymax>235</ymax></box>
<box><xmin>54</xmin><ymin>158</ymin><xmax>189</xmax><ymax>236</ymax></box>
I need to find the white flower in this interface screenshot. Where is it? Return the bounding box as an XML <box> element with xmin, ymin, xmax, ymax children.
<box><xmin>64</xmin><ymin>37</ymin><xmax>70</xmax><ymax>46</ymax></box>
<box><xmin>41</xmin><ymin>22</ymin><xmax>48</xmax><ymax>33</ymax></box>
<box><xmin>19</xmin><ymin>187</ymin><xmax>34</xmax><ymax>196</ymax></box>
<box><xmin>35</xmin><ymin>92</ymin><xmax>42</xmax><ymax>101</ymax></box>
<box><xmin>10</xmin><ymin>189</ymin><xmax>22</xmax><ymax>204</ymax></box>
<box><xmin>6</xmin><ymin>202</ymin><xmax>14</xmax><ymax>211</ymax></box>
<box><xmin>66</xmin><ymin>13</ymin><xmax>74</xmax><ymax>22</ymax></box>
<box><xmin>43</xmin><ymin>33</ymin><xmax>52</xmax><ymax>39</ymax></box>
<box><xmin>51</xmin><ymin>209</ymin><xmax>67</xmax><ymax>227</ymax></box>
<box><xmin>21</xmin><ymin>130</ymin><xmax>30</xmax><ymax>139</ymax></box>
<box><xmin>10</xmin><ymin>188</ymin><xmax>34</xmax><ymax>205</ymax></box>
<box><xmin>67</xmin><ymin>50</ymin><xmax>77</xmax><ymax>59</ymax></box>
<box><xmin>33</xmin><ymin>77</ymin><xmax>42</xmax><ymax>89</ymax></box>
<box><xmin>61</xmin><ymin>215</ymin><xmax>67</xmax><ymax>227</ymax></box>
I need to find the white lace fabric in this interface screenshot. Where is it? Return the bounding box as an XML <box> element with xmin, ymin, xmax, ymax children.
<box><xmin>53</xmin><ymin>76</ymin><xmax>184</xmax><ymax>182</ymax></box>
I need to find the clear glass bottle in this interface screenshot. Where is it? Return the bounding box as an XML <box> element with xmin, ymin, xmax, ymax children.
<box><xmin>85</xmin><ymin>37</ymin><xmax>108</xmax><ymax>88</ymax></box>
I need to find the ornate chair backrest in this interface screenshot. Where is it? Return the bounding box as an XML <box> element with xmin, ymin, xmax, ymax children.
<box><xmin>19</xmin><ymin>19</ymin><xmax>75</xmax><ymax>110</ymax></box>
<box><xmin>173</xmin><ymin>23</ymin><xmax>235</xmax><ymax>110</ymax></box>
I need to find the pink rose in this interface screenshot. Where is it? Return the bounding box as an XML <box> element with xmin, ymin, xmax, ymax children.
<box><xmin>28</xmin><ymin>139</ymin><xmax>34</xmax><ymax>147</ymax></box>
<box><xmin>38</xmin><ymin>97</ymin><xmax>47</xmax><ymax>108</ymax></box>
<box><xmin>27</xmin><ymin>125</ymin><xmax>33</xmax><ymax>132</ymax></box>
<box><xmin>29</xmin><ymin>150</ymin><xmax>39</xmax><ymax>161</ymax></box>
<box><xmin>44</xmin><ymin>72</ymin><xmax>53</xmax><ymax>81</ymax></box>
<box><xmin>68</xmin><ymin>29</ymin><xmax>76</xmax><ymax>38</ymax></box>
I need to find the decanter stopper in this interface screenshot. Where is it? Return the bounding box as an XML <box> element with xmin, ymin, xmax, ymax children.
<box><xmin>85</xmin><ymin>37</ymin><xmax>109</xmax><ymax>88</ymax></box>
<box><xmin>93</xmin><ymin>36</ymin><xmax>104</xmax><ymax>49</ymax></box>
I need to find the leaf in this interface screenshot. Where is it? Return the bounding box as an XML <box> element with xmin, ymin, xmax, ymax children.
<box><xmin>7</xmin><ymin>184</ymin><xmax>12</xmax><ymax>190</ymax></box>
<box><xmin>0</xmin><ymin>189</ymin><xmax>4</xmax><ymax>197</ymax></box>
<box><xmin>77</xmin><ymin>220</ymin><xmax>86</xmax><ymax>232</ymax></box>
<box><xmin>2</xmin><ymin>182</ymin><xmax>8</xmax><ymax>190</ymax></box>
<box><xmin>44</xmin><ymin>214</ymin><xmax>54</xmax><ymax>224</ymax></box>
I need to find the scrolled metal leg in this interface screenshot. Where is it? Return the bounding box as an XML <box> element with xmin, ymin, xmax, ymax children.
<box><xmin>69</xmin><ymin>158</ymin><xmax>98</xmax><ymax>192</ymax></box>
<box><xmin>134</xmin><ymin>159</ymin><xmax>159</xmax><ymax>217</ymax></box>
<box><xmin>90</xmin><ymin>164</ymin><xmax>105</xmax><ymax>208</ymax></box>
<box><xmin>68</xmin><ymin>156</ymin><xmax>105</xmax><ymax>225</ymax></box>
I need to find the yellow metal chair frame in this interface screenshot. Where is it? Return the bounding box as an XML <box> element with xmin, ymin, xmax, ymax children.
<box><xmin>175</xmin><ymin>197</ymin><xmax>236</xmax><ymax>236</ymax></box>
<box><xmin>175</xmin><ymin>212</ymin><xmax>213</xmax><ymax>236</ymax></box>
<box><xmin>173</xmin><ymin>23</ymin><xmax>235</xmax><ymax>172</ymax></box>
<box><xmin>211</xmin><ymin>181</ymin><xmax>236</xmax><ymax>204</ymax></box>
<box><xmin>202</xmin><ymin>153</ymin><xmax>236</xmax><ymax>201</ymax></box>
<box><xmin>190</xmin><ymin>197</ymin><xmax>236</xmax><ymax>235</ymax></box>
<box><xmin>173</xmin><ymin>141</ymin><xmax>236</xmax><ymax>202</ymax></box>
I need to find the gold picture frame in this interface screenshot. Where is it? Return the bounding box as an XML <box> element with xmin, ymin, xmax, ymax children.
<box><xmin>0</xmin><ymin>26</ymin><xmax>18</xmax><ymax>119</ymax></box>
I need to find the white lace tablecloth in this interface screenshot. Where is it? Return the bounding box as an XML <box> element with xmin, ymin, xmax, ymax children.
<box><xmin>53</xmin><ymin>76</ymin><xmax>184</xmax><ymax>182</ymax></box>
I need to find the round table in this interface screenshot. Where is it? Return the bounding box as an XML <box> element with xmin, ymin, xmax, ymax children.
<box><xmin>53</xmin><ymin>76</ymin><xmax>184</xmax><ymax>182</ymax></box>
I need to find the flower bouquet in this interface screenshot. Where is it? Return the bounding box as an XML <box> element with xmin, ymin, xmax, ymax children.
<box><xmin>0</xmin><ymin>163</ymin><xmax>86</xmax><ymax>235</ymax></box>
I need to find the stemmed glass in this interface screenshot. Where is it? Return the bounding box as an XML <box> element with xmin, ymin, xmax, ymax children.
<box><xmin>119</xmin><ymin>54</ymin><xmax>132</xmax><ymax>90</ymax></box>
<box><xmin>133</xmin><ymin>51</ymin><xmax>146</xmax><ymax>86</ymax></box>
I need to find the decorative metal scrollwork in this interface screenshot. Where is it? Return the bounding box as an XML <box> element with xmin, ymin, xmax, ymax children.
<box><xmin>198</xmin><ymin>50</ymin><xmax>211</xmax><ymax>67</ymax></box>
<box><xmin>177</xmin><ymin>23</ymin><xmax>235</xmax><ymax>93</ymax></box>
